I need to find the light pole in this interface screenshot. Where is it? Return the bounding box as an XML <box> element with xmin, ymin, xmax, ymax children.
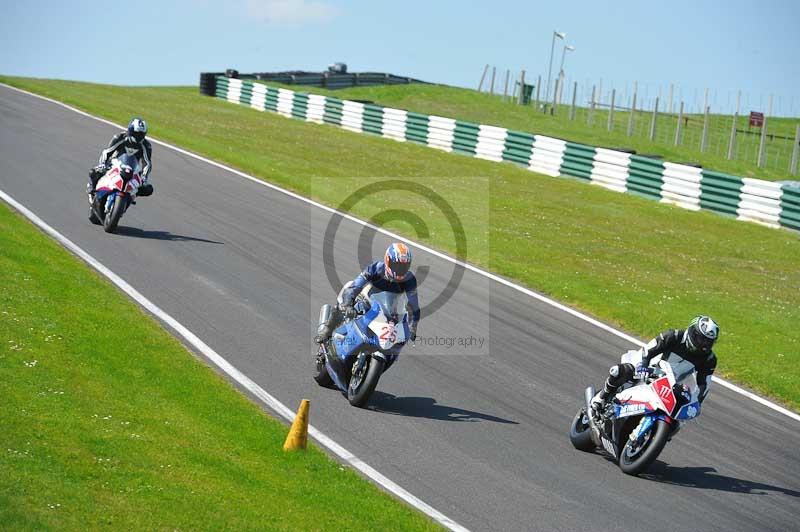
<box><xmin>559</xmin><ymin>44</ymin><xmax>575</xmax><ymax>74</ymax></box>
<box><xmin>545</xmin><ymin>30</ymin><xmax>566</xmax><ymax>108</ymax></box>
<box><xmin>557</xmin><ymin>44</ymin><xmax>575</xmax><ymax>104</ymax></box>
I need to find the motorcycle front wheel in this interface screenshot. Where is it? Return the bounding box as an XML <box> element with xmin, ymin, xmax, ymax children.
<box><xmin>618</xmin><ymin>418</ymin><xmax>670</xmax><ymax>476</ymax></box>
<box><xmin>103</xmin><ymin>194</ymin><xmax>126</xmax><ymax>233</ymax></box>
<box><xmin>347</xmin><ymin>354</ymin><xmax>384</xmax><ymax>407</ymax></box>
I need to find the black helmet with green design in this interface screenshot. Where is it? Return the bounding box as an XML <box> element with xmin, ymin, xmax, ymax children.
<box><xmin>685</xmin><ymin>315</ymin><xmax>719</xmax><ymax>354</ymax></box>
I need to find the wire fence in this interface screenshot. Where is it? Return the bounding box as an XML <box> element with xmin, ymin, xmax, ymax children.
<box><xmin>476</xmin><ymin>66</ymin><xmax>800</xmax><ymax>177</ymax></box>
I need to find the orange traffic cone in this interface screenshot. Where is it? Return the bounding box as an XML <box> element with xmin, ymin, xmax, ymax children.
<box><xmin>283</xmin><ymin>399</ymin><xmax>310</xmax><ymax>451</ymax></box>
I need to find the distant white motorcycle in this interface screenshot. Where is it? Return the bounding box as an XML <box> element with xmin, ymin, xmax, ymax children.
<box><xmin>569</xmin><ymin>351</ymin><xmax>703</xmax><ymax>475</ymax></box>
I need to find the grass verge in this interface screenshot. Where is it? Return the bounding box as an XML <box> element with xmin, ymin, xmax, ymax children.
<box><xmin>0</xmin><ymin>201</ymin><xmax>440</xmax><ymax>530</ymax></box>
<box><xmin>0</xmin><ymin>76</ymin><xmax>797</xmax><ymax>412</ymax></box>
<box><xmin>264</xmin><ymin>82</ymin><xmax>799</xmax><ymax>182</ymax></box>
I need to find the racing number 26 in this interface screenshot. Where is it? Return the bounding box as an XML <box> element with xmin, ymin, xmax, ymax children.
<box><xmin>379</xmin><ymin>324</ymin><xmax>397</xmax><ymax>343</ymax></box>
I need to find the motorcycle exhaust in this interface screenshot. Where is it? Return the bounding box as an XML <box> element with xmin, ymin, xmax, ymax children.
<box><xmin>584</xmin><ymin>386</ymin><xmax>595</xmax><ymax>415</ymax></box>
<box><xmin>317</xmin><ymin>304</ymin><xmax>333</xmax><ymax>337</ymax></box>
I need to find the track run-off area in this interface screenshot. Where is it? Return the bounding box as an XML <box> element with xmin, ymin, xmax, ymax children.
<box><xmin>1</xmin><ymin>84</ymin><xmax>798</xmax><ymax>532</ymax></box>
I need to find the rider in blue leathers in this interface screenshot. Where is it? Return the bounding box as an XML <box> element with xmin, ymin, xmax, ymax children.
<box><xmin>315</xmin><ymin>243</ymin><xmax>420</xmax><ymax>343</ymax></box>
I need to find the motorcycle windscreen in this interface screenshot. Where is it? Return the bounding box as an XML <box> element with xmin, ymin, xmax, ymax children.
<box><xmin>116</xmin><ymin>154</ymin><xmax>142</xmax><ymax>193</ymax></box>
<box><xmin>117</xmin><ymin>153</ymin><xmax>141</xmax><ymax>175</ymax></box>
<box><xmin>659</xmin><ymin>352</ymin><xmax>700</xmax><ymax>402</ymax></box>
<box><xmin>369</xmin><ymin>291</ymin><xmax>408</xmax><ymax>319</ymax></box>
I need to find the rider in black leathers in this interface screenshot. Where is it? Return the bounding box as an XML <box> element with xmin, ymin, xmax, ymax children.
<box><xmin>87</xmin><ymin>117</ymin><xmax>153</xmax><ymax>199</ymax></box>
<box><xmin>591</xmin><ymin>315</ymin><xmax>719</xmax><ymax>417</ymax></box>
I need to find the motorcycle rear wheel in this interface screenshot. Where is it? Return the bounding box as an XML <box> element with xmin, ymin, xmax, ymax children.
<box><xmin>88</xmin><ymin>204</ymin><xmax>101</xmax><ymax>225</ymax></box>
<box><xmin>313</xmin><ymin>349</ymin><xmax>334</xmax><ymax>387</ymax></box>
<box><xmin>347</xmin><ymin>355</ymin><xmax>384</xmax><ymax>408</ymax></box>
<box><xmin>618</xmin><ymin>418</ymin><xmax>670</xmax><ymax>476</ymax></box>
<box><xmin>569</xmin><ymin>408</ymin><xmax>596</xmax><ymax>452</ymax></box>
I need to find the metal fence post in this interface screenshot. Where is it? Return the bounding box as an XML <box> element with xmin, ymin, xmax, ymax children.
<box><xmin>478</xmin><ymin>64</ymin><xmax>488</xmax><ymax>92</ymax></box>
<box><xmin>701</xmin><ymin>105</ymin><xmax>710</xmax><ymax>152</ymax></box>
<box><xmin>569</xmin><ymin>81</ymin><xmax>577</xmax><ymax>121</ymax></box>
<box><xmin>791</xmin><ymin>124</ymin><xmax>800</xmax><ymax>176</ymax></box>
<box><xmin>588</xmin><ymin>85</ymin><xmax>596</xmax><ymax>125</ymax></box>
<box><xmin>627</xmin><ymin>83</ymin><xmax>638</xmax><ymax>137</ymax></box>
<box><xmin>503</xmin><ymin>69</ymin><xmax>510</xmax><ymax>102</ymax></box>
<box><xmin>490</xmin><ymin>66</ymin><xmax>496</xmax><ymax>95</ymax></box>
<box><xmin>758</xmin><ymin>94</ymin><xmax>773</xmax><ymax>168</ymax></box>
<box><xmin>727</xmin><ymin>91</ymin><xmax>741</xmax><ymax>160</ymax></box>
<box><xmin>552</xmin><ymin>78</ymin><xmax>559</xmax><ymax>115</ymax></box>
<box><xmin>517</xmin><ymin>70</ymin><xmax>526</xmax><ymax>105</ymax></box>
<box><xmin>649</xmin><ymin>97</ymin><xmax>659</xmax><ymax>141</ymax></box>
<box><xmin>534</xmin><ymin>75</ymin><xmax>541</xmax><ymax>109</ymax></box>
<box><xmin>607</xmin><ymin>89</ymin><xmax>616</xmax><ymax>131</ymax></box>
<box><xmin>674</xmin><ymin>101</ymin><xmax>684</xmax><ymax>146</ymax></box>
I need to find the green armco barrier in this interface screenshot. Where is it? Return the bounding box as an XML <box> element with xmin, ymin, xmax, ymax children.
<box><xmin>560</xmin><ymin>160</ymin><xmax>593</xmax><ymax>181</ymax></box>
<box><xmin>211</xmin><ymin>76</ymin><xmax>799</xmax><ymax>233</ymax></box>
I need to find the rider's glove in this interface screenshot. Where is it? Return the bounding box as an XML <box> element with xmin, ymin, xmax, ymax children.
<box><xmin>634</xmin><ymin>361</ymin><xmax>651</xmax><ymax>380</ymax></box>
<box><xmin>341</xmin><ymin>305</ymin><xmax>356</xmax><ymax>320</ymax></box>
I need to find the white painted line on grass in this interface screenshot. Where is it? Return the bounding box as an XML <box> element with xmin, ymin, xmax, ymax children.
<box><xmin>2</xmin><ymin>81</ymin><xmax>796</xmax><ymax>425</ymax></box>
<box><xmin>0</xmin><ymin>188</ymin><xmax>469</xmax><ymax>532</ymax></box>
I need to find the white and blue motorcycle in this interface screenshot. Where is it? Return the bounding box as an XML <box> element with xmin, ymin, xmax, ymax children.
<box><xmin>569</xmin><ymin>351</ymin><xmax>704</xmax><ymax>475</ymax></box>
<box><xmin>314</xmin><ymin>283</ymin><xmax>410</xmax><ymax>407</ymax></box>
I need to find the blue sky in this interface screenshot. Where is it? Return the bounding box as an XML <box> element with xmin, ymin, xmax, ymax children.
<box><xmin>2</xmin><ymin>0</ymin><xmax>798</xmax><ymax>115</ymax></box>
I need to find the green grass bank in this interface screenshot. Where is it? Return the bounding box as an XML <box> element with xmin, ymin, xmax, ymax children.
<box><xmin>0</xmin><ymin>201</ymin><xmax>440</xmax><ymax>530</ymax></box>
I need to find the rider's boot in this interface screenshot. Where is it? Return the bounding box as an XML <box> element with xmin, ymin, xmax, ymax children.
<box><xmin>314</xmin><ymin>329</ymin><xmax>330</xmax><ymax>345</ymax></box>
<box><xmin>590</xmin><ymin>381</ymin><xmax>617</xmax><ymax>418</ymax></box>
<box><xmin>87</xmin><ymin>168</ymin><xmax>101</xmax><ymax>205</ymax></box>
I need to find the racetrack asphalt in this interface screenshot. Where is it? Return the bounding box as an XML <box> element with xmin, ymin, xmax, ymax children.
<box><xmin>2</xmin><ymin>84</ymin><xmax>798</xmax><ymax>532</ymax></box>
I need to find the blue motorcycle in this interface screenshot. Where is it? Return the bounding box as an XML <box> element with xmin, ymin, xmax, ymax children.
<box><xmin>314</xmin><ymin>284</ymin><xmax>411</xmax><ymax>407</ymax></box>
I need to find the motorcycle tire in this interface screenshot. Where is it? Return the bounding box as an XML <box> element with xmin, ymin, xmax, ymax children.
<box><xmin>618</xmin><ymin>418</ymin><xmax>670</xmax><ymax>476</ymax></box>
<box><xmin>88</xmin><ymin>205</ymin><xmax>101</xmax><ymax>225</ymax></box>
<box><xmin>313</xmin><ymin>349</ymin><xmax>334</xmax><ymax>387</ymax></box>
<box><xmin>103</xmin><ymin>194</ymin><xmax>125</xmax><ymax>233</ymax></box>
<box><xmin>347</xmin><ymin>355</ymin><xmax>384</xmax><ymax>408</ymax></box>
<box><xmin>569</xmin><ymin>408</ymin><xmax>596</xmax><ymax>452</ymax></box>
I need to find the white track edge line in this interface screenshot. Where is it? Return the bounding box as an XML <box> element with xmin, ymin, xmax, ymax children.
<box><xmin>3</xmin><ymin>81</ymin><xmax>796</xmax><ymax>424</ymax></box>
<box><xmin>0</xmin><ymin>188</ymin><xmax>468</xmax><ymax>532</ymax></box>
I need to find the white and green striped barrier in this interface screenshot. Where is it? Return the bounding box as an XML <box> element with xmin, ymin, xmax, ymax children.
<box><xmin>213</xmin><ymin>76</ymin><xmax>800</xmax><ymax>232</ymax></box>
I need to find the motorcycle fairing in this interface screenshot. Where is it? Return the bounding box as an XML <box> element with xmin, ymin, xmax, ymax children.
<box><xmin>674</xmin><ymin>401</ymin><xmax>701</xmax><ymax>420</ymax></box>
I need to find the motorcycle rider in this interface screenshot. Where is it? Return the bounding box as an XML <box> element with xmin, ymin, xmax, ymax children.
<box><xmin>315</xmin><ymin>242</ymin><xmax>420</xmax><ymax>344</ymax></box>
<box><xmin>87</xmin><ymin>117</ymin><xmax>153</xmax><ymax>200</ymax></box>
<box><xmin>590</xmin><ymin>315</ymin><xmax>719</xmax><ymax>417</ymax></box>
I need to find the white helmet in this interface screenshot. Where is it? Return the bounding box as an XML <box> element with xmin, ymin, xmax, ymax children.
<box><xmin>685</xmin><ymin>315</ymin><xmax>719</xmax><ymax>354</ymax></box>
<box><xmin>127</xmin><ymin>117</ymin><xmax>147</xmax><ymax>144</ymax></box>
